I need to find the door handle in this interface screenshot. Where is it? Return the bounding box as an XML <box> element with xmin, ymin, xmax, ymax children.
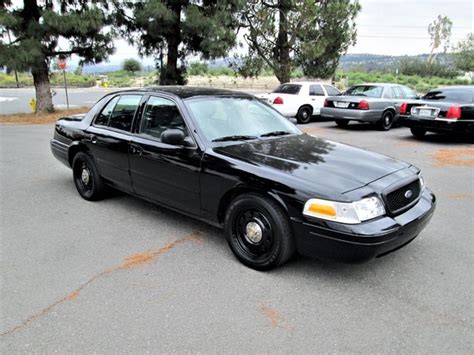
<box><xmin>87</xmin><ymin>134</ymin><xmax>97</xmax><ymax>144</ymax></box>
<box><xmin>130</xmin><ymin>143</ymin><xmax>143</xmax><ymax>156</ymax></box>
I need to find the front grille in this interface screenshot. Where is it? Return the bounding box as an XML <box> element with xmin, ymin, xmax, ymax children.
<box><xmin>385</xmin><ymin>179</ymin><xmax>421</xmax><ymax>214</ymax></box>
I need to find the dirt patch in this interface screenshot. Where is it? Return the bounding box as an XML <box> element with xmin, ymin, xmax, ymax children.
<box><xmin>259</xmin><ymin>303</ymin><xmax>292</xmax><ymax>330</ymax></box>
<box><xmin>302</xmin><ymin>127</ymin><xmax>326</xmax><ymax>135</ymax></box>
<box><xmin>0</xmin><ymin>107</ymin><xmax>89</xmax><ymax>125</ymax></box>
<box><xmin>431</xmin><ymin>148</ymin><xmax>474</xmax><ymax>168</ymax></box>
<box><xmin>0</xmin><ymin>231</ymin><xmax>203</xmax><ymax>337</ymax></box>
<box><xmin>447</xmin><ymin>193</ymin><xmax>474</xmax><ymax>201</ymax></box>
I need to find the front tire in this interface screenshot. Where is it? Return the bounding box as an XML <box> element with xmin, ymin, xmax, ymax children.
<box><xmin>224</xmin><ymin>193</ymin><xmax>295</xmax><ymax>270</ymax></box>
<box><xmin>378</xmin><ymin>111</ymin><xmax>394</xmax><ymax>131</ymax></box>
<box><xmin>296</xmin><ymin>106</ymin><xmax>312</xmax><ymax>124</ymax></box>
<box><xmin>72</xmin><ymin>151</ymin><xmax>105</xmax><ymax>201</ymax></box>
<box><xmin>410</xmin><ymin>127</ymin><xmax>427</xmax><ymax>138</ymax></box>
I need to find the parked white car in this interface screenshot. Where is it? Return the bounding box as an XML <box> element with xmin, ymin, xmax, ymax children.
<box><xmin>257</xmin><ymin>81</ymin><xmax>341</xmax><ymax>123</ymax></box>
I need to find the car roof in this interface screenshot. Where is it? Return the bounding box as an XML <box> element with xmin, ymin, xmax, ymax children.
<box><xmin>352</xmin><ymin>83</ymin><xmax>401</xmax><ymax>87</ymax></box>
<box><xmin>430</xmin><ymin>86</ymin><xmax>474</xmax><ymax>92</ymax></box>
<box><xmin>109</xmin><ymin>86</ymin><xmax>253</xmax><ymax>99</ymax></box>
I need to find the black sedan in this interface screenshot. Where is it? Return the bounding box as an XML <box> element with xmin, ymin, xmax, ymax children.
<box><xmin>51</xmin><ymin>87</ymin><xmax>436</xmax><ymax>270</ymax></box>
<box><xmin>399</xmin><ymin>86</ymin><xmax>474</xmax><ymax>138</ymax></box>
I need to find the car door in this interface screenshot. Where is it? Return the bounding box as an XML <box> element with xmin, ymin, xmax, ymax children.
<box><xmin>86</xmin><ymin>94</ymin><xmax>144</xmax><ymax>192</ymax></box>
<box><xmin>129</xmin><ymin>95</ymin><xmax>202</xmax><ymax>216</ymax></box>
<box><xmin>309</xmin><ymin>84</ymin><xmax>326</xmax><ymax>114</ymax></box>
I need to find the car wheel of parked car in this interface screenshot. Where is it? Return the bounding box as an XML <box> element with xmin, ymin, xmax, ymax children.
<box><xmin>379</xmin><ymin>111</ymin><xmax>394</xmax><ymax>131</ymax></box>
<box><xmin>410</xmin><ymin>127</ymin><xmax>427</xmax><ymax>138</ymax></box>
<box><xmin>224</xmin><ymin>193</ymin><xmax>295</xmax><ymax>270</ymax></box>
<box><xmin>72</xmin><ymin>151</ymin><xmax>105</xmax><ymax>201</ymax></box>
<box><xmin>296</xmin><ymin>106</ymin><xmax>312</xmax><ymax>124</ymax></box>
<box><xmin>335</xmin><ymin>119</ymin><xmax>349</xmax><ymax>128</ymax></box>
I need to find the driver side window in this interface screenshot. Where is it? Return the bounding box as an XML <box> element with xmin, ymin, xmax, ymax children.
<box><xmin>140</xmin><ymin>97</ymin><xmax>188</xmax><ymax>141</ymax></box>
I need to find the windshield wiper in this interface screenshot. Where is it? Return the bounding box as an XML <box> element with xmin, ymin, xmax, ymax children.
<box><xmin>260</xmin><ymin>130</ymin><xmax>291</xmax><ymax>137</ymax></box>
<box><xmin>211</xmin><ymin>135</ymin><xmax>258</xmax><ymax>142</ymax></box>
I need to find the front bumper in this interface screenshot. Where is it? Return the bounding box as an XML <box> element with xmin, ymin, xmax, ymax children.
<box><xmin>292</xmin><ymin>188</ymin><xmax>436</xmax><ymax>263</ymax></box>
<box><xmin>401</xmin><ymin>116</ymin><xmax>474</xmax><ymax>134</ymax></box>
<box><xmin>320</xmin><ymin>107</ymin><xmax>383</xmax><ymax>122</ymax></box>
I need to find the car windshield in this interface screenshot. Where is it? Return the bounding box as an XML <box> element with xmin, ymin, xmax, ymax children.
<box><xmin>345</xmin><ymin>85</ymin><xmax>383</xmax><ymax>98</ymax></box>
<box><xmin>273</xmin><ymin>84</ymin><xmax>301</xmax><ymax>95</ymax></box>
<box><xmin>184</xmin><ymin>97</ymin><xmax>301</xmax><ymax>142</ymax></box>
<box><xmin>422</xmin><ymin>89</ymin><xmax>473</xmax><ymax>103</ymax></box>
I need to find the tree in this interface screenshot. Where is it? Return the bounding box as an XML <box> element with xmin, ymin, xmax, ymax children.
<box><xmin>239</xmin><ymin>0</ymin><xmax>360</xmax><ymax>83</ymax></box>
<box><xmin>123</xmin><ymin>58</ymin><xmax>141</xmax><ymax>74</ymax></box>
<box><xmin>452</xmin><ymin>33</ymin><xmax>474</xmax><ymax>76</ymax></box>
<box><xmin>427</xmin><ymin>15</ymin><xmax>452</xmax><ymax>64</ymax></box>
<box><xmin>0</xmin><ymin>1</ymin><xmax>114</xmax><ymax>112</ymax></box>
<box><xmin>113</xmin><ymin>1</ymin><xmax>243</xmax><ymax>85</ymax></box>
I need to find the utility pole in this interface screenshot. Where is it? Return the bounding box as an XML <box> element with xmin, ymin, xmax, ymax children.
<box><xmin>6</xmin><ymin>30</ymin><xmax>20</xmax><ymax>88</ymax></box>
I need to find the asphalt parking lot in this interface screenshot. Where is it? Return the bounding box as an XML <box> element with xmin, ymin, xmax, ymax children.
<box><xmin>1</xmin><ymin>119</ymin><xmax>473</xmax><ymax>353</ymax></box>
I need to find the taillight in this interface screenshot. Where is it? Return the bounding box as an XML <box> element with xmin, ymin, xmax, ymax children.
<box><xmin>400</xmin><ymin>102</ymin><xmax>408</xmax><ymax>115</ymax></box>
<box><xmin>358</xmin><ymin>100</ymin><xmax>369</xmax><ymax>110</ymax></box>
<box><xmin>446</xmin><ymin>105</ymin><xmax>461</xmax><ymax>119</ymax></box>
<box><xmin>324</xmin><ymin>99</ymin><xmax>329</xmax><ymax>107</ymax></box>
<box><xmin>273</xmin><ymin>96</ymin><xmax>284</xmax><ymax>105</ymax></box>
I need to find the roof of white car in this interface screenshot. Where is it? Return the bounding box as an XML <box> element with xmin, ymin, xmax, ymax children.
<box><xmin>287</xmin><ymin>81</ymin><xmax>329</xmax><ymax>85</ymax></box>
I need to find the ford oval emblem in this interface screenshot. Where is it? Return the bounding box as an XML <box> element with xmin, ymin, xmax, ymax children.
<box><xmin>405</xmin><ymin>190</ymin><xmax>413</xmax><ymax>199</ymax></box>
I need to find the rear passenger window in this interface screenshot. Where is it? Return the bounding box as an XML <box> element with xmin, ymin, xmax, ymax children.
<box><xmin>109</xmin><ymin>95</ymin><xmax>143</xmax><ymax>132</ymax></box>
<box><xmin>324</xmin><ymin>85</ymin><xmax>340</xmax><ymax>96</ymax></box>
<box><xmin>309</xmin><ymin>85</ymin><xmax>325</xmax><ymax>96</ymax></box>
<box><xmin>140</xmin><ymin>97</ymin><xmax>188</xmax><ymax>141</ymax></box>
<box><xmin>390</xmin><ymin>87</ymin><xmax>403</xmax><ymax>99</ymax></box>
<box><xmin>94</xmin><ymin>96</ymin><xmax>120</xmax><ymax>126</ymax></box>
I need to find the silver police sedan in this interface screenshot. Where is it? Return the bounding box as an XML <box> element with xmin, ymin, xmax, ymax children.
<box><xmin>320</xmin><ymin>83</ymin><xmax>418</xmax><ymax>130</ymax></box>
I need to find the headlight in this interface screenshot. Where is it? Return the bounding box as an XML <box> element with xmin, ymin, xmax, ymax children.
<box><xmin>303</xmin><ymin>196</ymin><xmax>386</xmax><ymax>224</ymax></box>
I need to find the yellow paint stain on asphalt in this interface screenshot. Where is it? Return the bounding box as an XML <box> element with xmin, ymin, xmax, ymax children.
<box><xmin>259</xmin><ymin>303</ymin><xmax>293</xmax><ymax>330</ymax></box>
<box><xmin>431</xmin><ymin>148</ymin><xmax>474</xmax><ymax>168</ymax></box>
<box><xmin>0</xmin><ymin>231</ymin><xmax>203</xmax><ymax>337</ymax></box>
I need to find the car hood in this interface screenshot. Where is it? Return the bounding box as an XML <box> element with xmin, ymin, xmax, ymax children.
<box><xmin>212</xmin><ymin>134</ymin><xmax>410</xmax><ymax>194</ymax></box>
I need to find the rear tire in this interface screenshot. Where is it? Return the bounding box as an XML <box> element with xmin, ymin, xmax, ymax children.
<box><xmin>296</xmin><ymin>106</ymin><xmax>312</xmax><ymax>124</ymax></box>
<box><xmin>335</xmin><ymin>119</ymin><xmax>349</xmax><ymax>128</ymax></box>
<box><xmin>224</xmin><ymin>193</ymin><xmax>295</xmax><ymax>270</ymax></box>
<box><xmin>410</xmin><ymin>127</ymin><xmax>427</xmax><ymax>138</ymax></box>
<box><xmin>378</xmin><ymin>111</ymin><xmax>394</xmax><ymax>131</ymax></box>
<box><xmin>72</xmin><ymin>152</ymin><xmax>105</xmax><ymax>201</ymax></box>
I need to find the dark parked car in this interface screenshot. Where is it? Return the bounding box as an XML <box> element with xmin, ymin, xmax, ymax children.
<box><xmin>320</xmin><ymin>83</ymin><xmax>418</xmax><ymax>130</ymax></box>
<box><xmin>51</xmin><ymin>87</ymin><xmax>436</xmax><ymax>270</ymax></box>
<box><xmin>399</xmin><ymin>86</ymin><xmax>474</xmax><ymax>138</ymax></box>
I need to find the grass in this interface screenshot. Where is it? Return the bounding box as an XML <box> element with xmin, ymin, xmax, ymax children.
<box><xmin>0</xmin><ymin>107</ymin><xmax>89</xmax><ymax>125</ymax></box>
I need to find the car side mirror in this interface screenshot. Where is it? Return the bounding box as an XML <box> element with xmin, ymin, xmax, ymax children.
<box><xmin>161</xmin><ymin>129</ymin><xmax>185</xmax><ymax>146</ymax></box>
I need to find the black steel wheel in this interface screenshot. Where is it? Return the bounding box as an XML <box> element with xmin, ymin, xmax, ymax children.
<box><xmin>224</xmin><ymin>193</ymin><xmax>295</xmax><ymax>270</ymax></box>
<box><xmin>296</xmin><ymin>106</ymin><xmax>313</xmax><ymax>124</ymax></box>
<box><xmin>379</xmin><ymin>111</ymin><xmax>394</xmax><ymax>131</ymax></box>
<box><xmin>410</xmin><ymin>127</ymin><xmax>427</xmax><ymax>138</ymax></box>
<box><xmin>335</xmin><ymin>119</ymin><xmax>349</xmax><ymax>128</ymax></box>
<box><xmin>72</xmin><ymin>151</ymin><xmax>105</xmax><ymax>201</ymax></box>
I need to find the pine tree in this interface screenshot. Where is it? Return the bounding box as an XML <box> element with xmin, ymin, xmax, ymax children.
<box><xmin>0</xmin><ymin>1</ymin><xmax>114</xmax><ymax>112</ymax></box>
<box><xmin>113</xmin><ymin>0</ymin><xmax>243</xmax><ymax>85</ymax></box>
<box><xmin>239</xmin><ymin>0</ymin><xmax>360</xmax><ymax>83</ymax></box>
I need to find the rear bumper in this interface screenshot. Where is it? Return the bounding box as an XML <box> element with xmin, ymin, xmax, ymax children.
<box><xmin>50</xmin><ymin>139</ymin><xmax>70</xmax><ymax>167</ymax></box>
<box><xmin>292</xmin><ymin>188</ymin><xmax>436</xmax><ymax>263</ymax></box>
<box><xmin>272</xmin><ymin>105</ymin><xmax>298</xmax><ymax>117</ymax></box>
<box><xmin>401</xmin><ymin>116</ymin><xmax>474</xmax><ymax>134</ymax></box>
<box><xmin>320</xmin><ymin>107</ymin><xmax>383</xmax><ymax>122</ymax></box>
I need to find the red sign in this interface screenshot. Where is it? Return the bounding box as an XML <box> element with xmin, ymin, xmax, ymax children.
<box><xmin>58</xmin><ymin>58</ymin><xmax>67</xmax><ymax>70</ymax></box>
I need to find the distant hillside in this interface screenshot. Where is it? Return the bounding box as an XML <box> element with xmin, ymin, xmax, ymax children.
<box><xmin>339</xmin><ymin>53</ymin><xmax>452</xmax><ymax>71</ymax></box>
